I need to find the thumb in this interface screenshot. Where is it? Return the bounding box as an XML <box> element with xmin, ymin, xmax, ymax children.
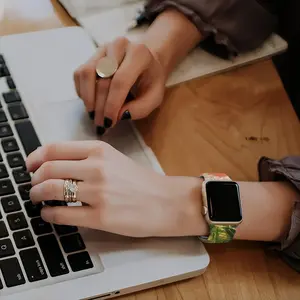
<box><xmin>118</xmin><ymin>85</ymin><xmax>164</xmax><ymax>120</ymax></box>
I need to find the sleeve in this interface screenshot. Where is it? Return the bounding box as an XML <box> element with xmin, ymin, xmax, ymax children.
<box><xmin>144</xmin><ymin>0</ymin><xmax>278</xmax><ymax>56</ymax></box>
<box><xmin>258</xmin><ymin>156</ymin><xmax>300</xmax><ymax>272</ymax></box>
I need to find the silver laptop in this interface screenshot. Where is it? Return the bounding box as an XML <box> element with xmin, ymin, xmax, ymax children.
<box><xmin>0</xmin><ymin>27</ymin><xmax>209</xmax><ymax>300</ymax></box>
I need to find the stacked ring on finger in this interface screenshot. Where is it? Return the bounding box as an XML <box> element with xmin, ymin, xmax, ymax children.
<box><xmin>63</xmin><ymin>179</ymin><xmax>79</xmax><ymax>203</ymax></box>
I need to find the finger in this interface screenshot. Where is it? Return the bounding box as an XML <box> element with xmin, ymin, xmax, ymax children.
<box><xmin>73</xmin><ymin>68</ymin><xmax>81</xmax><ymax>98</ymax></box>
<box><xmin>26</xmin><ymin>141</ymin><xmax>100</xmax><ymax>172</ymax></box>
<box><xmin>118</xmin><ymin>79</ymin><xmax>164</xmax><ymax>120</ymax></box>
<box><xmin>104</xmin><ymin>43</ymin><xmax>152</xmax><ymax>125</ymax></box>
<box><xmin>31</xmin><ymin>160</ymin><xmax>87</xmax><ymax>185</ymax></box>
<box><xmin>94</xmin><ymin>37</ymin><xmax>128</xmax><ymax>130</ymax></box>
<box><xmin>30</xmin><ymin>179</ymin><xmax>90</xmax><ymax>204</ymax></box>
<box><xmin>94</xmin><ymin>78</ymin><xmax>110</xmax><ymax>134</ymax></box>
<box><xmin>41</xmin><ymin>206</ymin><xmax>94</xmax><ymax>227</ymax></box>
<box><xmin>79</xmin><ymin>47</ymin><xmax>106</xmax><ymax>113</ymax></box>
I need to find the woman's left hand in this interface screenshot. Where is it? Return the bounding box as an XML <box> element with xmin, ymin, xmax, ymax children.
<box><xmin>26</xmin><ymin>141</ymin><xmax>204</xmax><ymax>237</ymax></box>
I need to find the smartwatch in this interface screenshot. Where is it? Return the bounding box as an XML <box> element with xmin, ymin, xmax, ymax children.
<box><xmin>199</xmin><ymin>173</ymin><xmax>242</xmax><ymax>243</ymax></box>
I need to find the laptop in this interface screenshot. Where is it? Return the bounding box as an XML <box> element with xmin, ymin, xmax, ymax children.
<box><xmin>0</xmin><ymin>27</ymin><xmax>209</xmax><ymax>300</ymax></box>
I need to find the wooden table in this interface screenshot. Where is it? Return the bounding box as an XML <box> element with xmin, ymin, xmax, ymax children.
<box><xmin>2</xmin><ymin>1</ymin><xmax>300</xmax><ymax>299</ymax></box>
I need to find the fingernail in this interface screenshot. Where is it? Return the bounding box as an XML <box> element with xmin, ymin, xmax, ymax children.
<box><xmin>121</xmin><ymin>110</ymin><xmax>131</xmax><ymax>120</ymax></box>
<box><xmin>104</xmin><ymin>117</ymin><xmax>112</xmax><ymax>128</ymax></box>
<box><xmin>96</xmin><ymin>126</ymin><xmax>106</xmax><ymax>136</ymax></box>
<box><xmin>89</xmin><ymin>111</ymin><xmax>95</xmax><ymax>120</ymax></box>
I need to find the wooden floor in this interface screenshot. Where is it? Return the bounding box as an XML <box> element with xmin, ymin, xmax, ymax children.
<box><xmin>2</xmin><ymin>1</ymin><xmax>300</xmax><ymax>299</ymax></box>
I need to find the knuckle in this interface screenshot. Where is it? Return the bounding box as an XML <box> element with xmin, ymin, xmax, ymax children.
<box><xmin>81</xmin><ymin>66</ymin><xmax>93</xmax><ymax>79</ymax></box>
<box><xmin>114</xmin><ymin>36</ymin><xmax>129</xmax><ymax>48</ymax></box>
<box><xmin>41</xmin><ymin>180</ymin><xmax>57</xmax><ymax>199</ymax></box>
<box><xmin>132</xmin><ymin>42</ymin><xmax>148</xmax><ymax>54</ymax></box>
<box><xmin>88</xmin><ymin>141</ymin><xmax>109</xmax><ymax>158</ymax></box>
<box><xmin>42</xmin><ymin>144</ymin><xmax>57</xmax><ymax>161</ymax></box>
<box><xmin>41</xmin><ymin>161</ymin><xmax>55</xmax><ymax>178</ymax></box>
<box><xmin>90</xmin><ymin>165</ymin><xmax>103</xmax><ymax>180</ymax></box>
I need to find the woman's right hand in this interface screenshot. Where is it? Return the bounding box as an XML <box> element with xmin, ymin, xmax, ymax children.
<box><xmin>74</xmin><ymin>37</ymin><xmax>166</xmax><ymax>135</ymax></box>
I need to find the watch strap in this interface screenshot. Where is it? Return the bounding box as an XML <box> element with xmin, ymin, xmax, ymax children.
<box><xmin>200</xmin><ymin>224</ymin><xmax>237</xmax><ymax>243</ymax></box>
<box><xmin>201</xmin><ymin>173</ymin><xmax>231</xmax><ymax>181</ymax></box>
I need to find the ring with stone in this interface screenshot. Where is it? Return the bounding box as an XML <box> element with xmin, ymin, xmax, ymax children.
<box><xmin>63</xmin><ymin>179</ymin><xmax>79</xmax><ymax>203</ymax></box>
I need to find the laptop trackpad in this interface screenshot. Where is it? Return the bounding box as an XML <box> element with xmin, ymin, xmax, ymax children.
<box><xmin>31</xmin><ymin>99</ymin><xmax>154</xmax><ymax>167</ymax></box>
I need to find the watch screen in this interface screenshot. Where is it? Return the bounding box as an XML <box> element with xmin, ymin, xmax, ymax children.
<box><xmin>206</xmin><ymin>181</ymin><xmax>242</xmax><ymax>222</ymax></box>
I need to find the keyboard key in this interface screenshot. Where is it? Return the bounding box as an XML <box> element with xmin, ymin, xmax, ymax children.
<box><xmin>7</xmin><ymin>212</ymin><xmax>28</xmax><ymax>230</ymax></box>
<box><xmin>18</xmin><ymin>184</ymin><xmax>31</xmax><ymax>200</ymax></box>
<box><xmin>7</xmin><ymin>152</ymin><xmax>25</xmax><ymax>168</ymax></box>
<box><xmin>0</xmin><ymin>257</ymin><xmax>25</xmax><ymax>287</ymax></box>
<box><xmin>0</xmin><ymin>163</ymin><xmax>8</xmax><ymax>179</ymax></box>
<box><xmin>54</xmin><ymin>224</ymin><xmax>77</xmax><ymax>236</ymax></box>
<box><xmin>2</xmin><ymin>137</ymin><xmax>19</xmax><ymax>152</ymax></box>
<box><xmin>0</xmin><ymin>239</ymin><xmax>15</xmax><ymax>258</ymax></box>
<box><xmin>68</xmin><ymin>251</ymin><xmax>93</xmax><ymax>272</ymax></box>
<box><xmin>0</xmin><ymin>65</ymin><xmax>10</xmax><ymax>77</ymax></box>
<box><xmin>13</xmin><ymin>230</ymin><xmax>35</xmax><ymax>249</ymax></box>
<box><xmin>38</xmin><ymin>234</ymin><xmax>69</xmax><ymax>277</ymax></box>
<box><xmin>60</xmin><ymin>233</ymin><xmax>85</xmax><ymax>253</ymax></box>
<box><xmin>0</xmin><ymin>110</ymin><xmax>7</xmax><ymax>123</ymax></box>
<box><xmin>0</xmin><ymin>278</ymin><xmax>2</xmax><ymax>289</ymax></box>
<box><xmin>1</xmin><ymin>195</ymin><xmax>21</xmax><ymax>213</ymax></box>
<box><xmin>0</xmin><ymin>179</ymin><xmax>15</xmax><ymax>196</ymax></box>
<box><xmin>0</xmin><ymin>124</ymin><xmax>13</xmax><ymax>138</ymax></box>
<box><xmin>25</xmin><ymin>201</ymin><xmax>42</xmax><ymax>218</ymax></box>
<box><xmin>15</xmin><ymin>120</ymin><xmax>41</xmax><ymax>156</ymax></box>
<box><xmin>2</xmin><ymin>90</ymin><xmax>21</xmax><ymax>103</ymax></box>
<box><xmin>31</xmin><ymin>217</ymin><xmax>52</xmax><ymax>235</ymax></box>
<box><xmin>0</xmin><ymin>221</ymin><xmax>8</xmax><ymax>238</ymax></box>
<box><xmin>8</xmin><ymin>103</ymin><xmax>28</xmax><ymax>120</ymax></box>
<box><xmin>6</xmin><ymin>77</ymin><xmax>16</xmax><ymax>90</ymax></box>
<box><xmin>13</xmin><ymin>168</ymin><xmax>31</xmax><ymax>184</ymax></box>
<box><xmin>0</xmin><ymin>152</ymin><xmax>2</xmax><ymax>162</ymax></box>
<box><xmin>20</xmin><ymin>248</ymin><xmax>48</xmax><ymax>282</ymax></box>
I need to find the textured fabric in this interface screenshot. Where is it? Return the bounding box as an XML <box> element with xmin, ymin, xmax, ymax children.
<box><xmin>144</xmin><ymin>0</ymin><xmax>278</xmax><ymax>55</ymax></box>
<box><xmin>258</xmin><ymin>156</ymin><xmax>300</xmax><ymax>272</ymax></box>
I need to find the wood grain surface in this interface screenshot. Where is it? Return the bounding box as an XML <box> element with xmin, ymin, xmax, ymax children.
<box><xmin>1</xmin><ymin>1</ymin><xmax>300</xmax><ymax>299</ymax></box>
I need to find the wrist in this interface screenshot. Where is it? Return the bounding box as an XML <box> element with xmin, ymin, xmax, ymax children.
<box><xmin>141</xmin><ymin>9</ymin><xmax>202</xmax><ymax>78</ymax></box>
<box><xmin>164</xmin><ymin>176</ymin><xmax>208</xmax><ymax>237</ymax></box>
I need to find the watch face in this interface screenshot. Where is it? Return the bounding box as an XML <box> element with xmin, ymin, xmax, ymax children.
<box><xmin>206</xmin><ymin>181</ymin><xmax>242</xmax><ymax>222</ymax></box>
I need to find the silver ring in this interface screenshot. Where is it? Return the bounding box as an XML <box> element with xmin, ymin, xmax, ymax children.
<box><xmin>63</xmin><ymin>179</ymin><xmax>79</xmax><ymax>203</ymax></box>
<box><xmin>96</xmin><ymin>56</ymin><xmax>118</xmax><ymax>79</ymax></box>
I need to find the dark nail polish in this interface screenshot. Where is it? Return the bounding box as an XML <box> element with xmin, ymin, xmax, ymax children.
<box><xmin>104</xmin><ymin>117</ymin><xmax>113</xmax><ymax>129</ymax></box>
<box><xmin>121</xmin><ymin>110</ymin><xmax>131</xmax><ymax>120</ymax></box>
<box><xmin>96</xmin><ymin>126</ymin><xmax>106</xmax><ymax>136</ymax></box>
<box><xmin>89</xmin><ymin>111</ymin><xmax>95</xmax><ymax>120</ymax></box>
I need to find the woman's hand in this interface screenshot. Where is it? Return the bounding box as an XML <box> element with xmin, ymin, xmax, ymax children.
<box><xmin>26</xmin><ymin>141</ymin><xmax>205</xmax><ymax>237</ymax></box>
<box><xmin>74</xmin><ymin>37</ymin><xmax>166</xmax><ymax>135</ymax></box>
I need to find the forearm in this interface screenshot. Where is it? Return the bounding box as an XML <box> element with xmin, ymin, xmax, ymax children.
<box><xmin>141</xmin><ymin>9</ymin><xmax>202</xmax><ymax>77</ymax></box>
<box><xmin>235</xmin><ymin>181</ymin><xmax>296</xmax><ymax>241</ymax></box>
<box><xmin>181</xmin><ymin>178</ymin><xmax>297</xmax><ymax>242</ymax></box>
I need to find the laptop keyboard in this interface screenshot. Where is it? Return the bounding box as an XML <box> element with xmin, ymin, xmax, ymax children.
<box><xmin>0</xmin><ymin>54</ymin><xmax>96</xmax><ymax>292</ymax></box>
